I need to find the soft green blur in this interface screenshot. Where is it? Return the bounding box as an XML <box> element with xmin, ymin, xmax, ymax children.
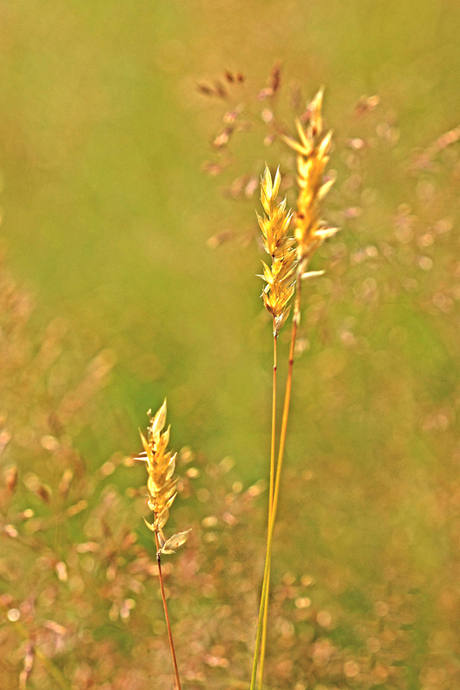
<box><xmin>2</xmin><ymin>0</ymin><xmax>460</xmax><ymax>686</ymax></box>
<box><xmin>2</xmin><ymin>0</ymin><xmax>460</xmax><ymax>463</ymax></box>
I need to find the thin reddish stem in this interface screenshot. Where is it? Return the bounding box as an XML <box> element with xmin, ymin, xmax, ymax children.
<box><xmin>154</xmin><ymin>532</ymin><xmax>182</xmax><ymax>690</ymax></box>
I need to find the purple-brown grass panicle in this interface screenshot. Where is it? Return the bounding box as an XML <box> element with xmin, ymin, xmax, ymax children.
<box><xmin>258</xmin><ymin>166</ymin><xmax>297</xmax><ymax>336</ymax></box>
<box><xmin>137</xmin><ymin>399</ymin><xmax>190</xmax><ymax>556</ymax></box>
<box><xmin>281</xmin><ymin>88</ymin><xmax>339</xmax><ymax>272</ymax></box>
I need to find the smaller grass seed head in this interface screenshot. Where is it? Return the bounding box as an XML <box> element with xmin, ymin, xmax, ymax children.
<box><xmin>136</xmin><ymin>399</ymin><xmax>190</xmax><ymax>555</ymax></box>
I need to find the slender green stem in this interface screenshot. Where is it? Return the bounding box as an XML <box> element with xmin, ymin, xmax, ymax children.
<box><xmin>154</xmin><ymin>533</ymin><xmax>182</xmax><ymax>690</ymax></box>
<box><xmin>251</xmin><ymin>274</ymin><xmax>302</xmax><ymax>690</ymax></box>
<box><xmin>257</xmin><ymin>564</ymin><xmax>271</xmax><ymax>690</ymax></box>
<box><xmin>257</xmin><ymin>328</ymin><xmax>278</xmax><ymax>688</ymax></box>
<box><xmin>250</xmin><ymin>325</ymin><xmax>278</xmax><ymax>690</ymax></box>
<box><xmin>251</xmin><ymin>276</ymin><xmax>303</xmax><ymax>690</ymax></box>
<box><xmin>271</xmin><ymin>272</ymin><xmax>301</xmax><ymax>527</ymax></box>
<box><xmin>250</xmin><ymin>543</ymin><xmax>271</xmax><ymax>690</ymax></box>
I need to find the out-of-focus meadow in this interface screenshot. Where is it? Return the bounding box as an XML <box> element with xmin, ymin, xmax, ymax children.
<box><xmin>1</xmin><ymin>1</ymin><xmax>460</xmax><ymax>688</ymax></box>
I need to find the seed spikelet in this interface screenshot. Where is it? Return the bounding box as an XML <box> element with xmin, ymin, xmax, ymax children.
<box><xmin>137</xmin><ymin>400</ymin><xmax>190</xmax><ymax>555</ymax></box>
<box><xmin>258</xmin><ymin>166</ymin><xmax>297</xmax><ymax>336</ymax></box>
<box><xmin>281</xmin><ymin>88</ymin><xmax>340</xmax><ymax>270</ymax></box>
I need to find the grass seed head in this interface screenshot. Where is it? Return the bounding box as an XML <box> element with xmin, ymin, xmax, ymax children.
<box><xmin>137</xmin><ymin>399</ymin><xmax>190</xmax><ymax>555</ymax></box>
<box><xmin>258</xmin><ymin>166</ymin><xmax>297</xmax><ymax>336</ymax></box>
<box><xmin>282</xmin><ymin>89</ymin><xmax>340</xmax><ymax>269</ymax></box>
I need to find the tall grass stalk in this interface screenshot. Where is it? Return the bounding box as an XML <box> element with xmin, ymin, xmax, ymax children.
<box><xmin>250</xmin><ymin>165</ymin><xmax>296</xmax><ymax>690</ymax></box>
<box><xmin>252</xmin><ymin>90</ymin><xmax>339</xmax><ymax>689</ymax></box>
<box><xmin>251</xmin><ymin>275</ymin><xmax>301</xmax><ymax>690</ymax></box>
<box><xmin>135</xmin><ymin>400</ymin><xmax>191</xmax><ymax>690</ymax></box>
<box><xmin>255</xmin><ymin>323</ymin><xmax>277</xmax><ymax>689</ymax></box>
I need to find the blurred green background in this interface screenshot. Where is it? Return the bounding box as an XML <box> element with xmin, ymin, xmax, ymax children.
<box><xmin>2</xmin><ymin>0</ymin><xmax>460</xmax><ymax>688</ymax></box>
<box><xmin>2</xmin><ymin>0</ymin><xmax>460</xmax><ymax>464</ymax></box>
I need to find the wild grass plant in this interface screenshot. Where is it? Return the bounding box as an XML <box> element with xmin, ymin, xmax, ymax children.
<box><xmin>1</xmin><ymin>63</ymin><xmax>460</xmax><ymax>690</ymax></box>
<box><xmin>251</xmin><ymin>89</ymin><xmax>340</xmax><ymax>690</ymax></box>
<box><xmin>135</xmin><ymin>400</ymin><xmax>191</xmax><ymax>690</ymax></box>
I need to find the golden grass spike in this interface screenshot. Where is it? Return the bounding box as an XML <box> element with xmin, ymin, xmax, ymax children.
<box><xmin>283</xmin><ymin>90</ymin><xmax>339</xmax><ymax>270</ymax></box>
<box><xmin>139</xmin><ymin>400</ymin><xmax>189</xmax><ymax>552</ymax></box>
<box><xmin>134</xmin><ymin>399</ymin><xmax>190</xmax><ymax>690</ymax></box>
<box><xmin>258</xmin><ymin>165</ymin><xmax>297</xmax><ymax>337</ymax></box>
<box><xmin>252</xmin><ymin>165</ymin><xmax>298</xmax><ymax>687</ymax></box>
